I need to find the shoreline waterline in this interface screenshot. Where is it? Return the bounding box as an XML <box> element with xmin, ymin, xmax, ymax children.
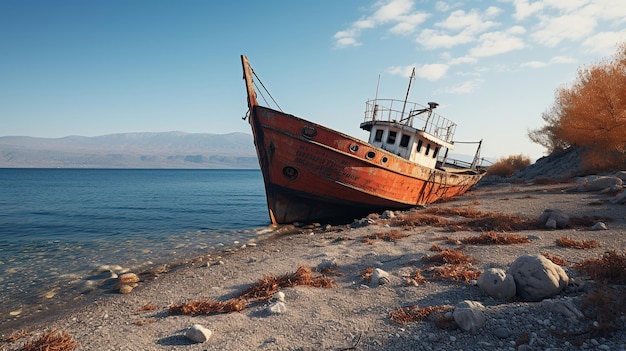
<box><xmin>0</xmin><ymin>169</ymin><xmax>271</xmax><ymax>332</ymax></box>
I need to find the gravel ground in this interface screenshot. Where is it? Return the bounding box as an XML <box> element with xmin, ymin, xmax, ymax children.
<box><xmin>1</xmin><ymin>182</ymin><xmax>625</xmax><ymax>351</ymax></box>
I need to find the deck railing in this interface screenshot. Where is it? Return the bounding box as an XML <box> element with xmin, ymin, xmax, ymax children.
<box><xmin>364</xmin><ymin>99</ymin><xmax>457</xmax><ymax>143</ymax></box>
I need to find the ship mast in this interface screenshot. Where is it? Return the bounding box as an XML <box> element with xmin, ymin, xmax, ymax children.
<box><xmin>400</xmin><ymin>67</ymin><xmax>416</xmax><ymax>121</ymax></box>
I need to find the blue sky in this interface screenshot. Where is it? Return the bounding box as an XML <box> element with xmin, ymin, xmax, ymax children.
<box><xmin>2</xmin><ymin>0</ymin><xmax>625</xmax><ymax>161</ymax></box>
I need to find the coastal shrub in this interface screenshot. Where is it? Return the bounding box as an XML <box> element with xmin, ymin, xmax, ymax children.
<box><xmin>486</xmin><ymin>154</ymin><xmax>531</xmax><ymax>178</ymax></box>
<box><xmin>581</xmin><ymin>286</ymin><xmax>626</xmax><ymax>337</ymax></box>
<box><xmin>528</xmin><ymin>41</ymin><xmax>626</xmax><ymax>172</ymax></box>
<box><xmin>2</xmin><ymin>329</ymin><xmax>29</xmax><ymax>343</ymax></box>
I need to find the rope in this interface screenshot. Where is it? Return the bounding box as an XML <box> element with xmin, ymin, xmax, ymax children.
<box><xmin>252</xmin><ymin>69</ymin><xmax>283</xmax><ymax>112</ymax></box>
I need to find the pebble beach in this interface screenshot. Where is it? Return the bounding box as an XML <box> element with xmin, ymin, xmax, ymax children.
<box><xmin>1</xmin><ymin>180</ymin><xmax>625</xmax><ymax>351</ymax></box>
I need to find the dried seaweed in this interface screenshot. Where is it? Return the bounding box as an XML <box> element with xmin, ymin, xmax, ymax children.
<box><xmin>138</xmin><ymin>304</ymin><xmax>157</xmax><ymax>312</ymax></box>
<box><xmin>390</xmin><ymin>305</ymin><xmax>454</xmax><ymax>325</ymax></box>
<box><xmin>430</xmin><ymin>263</ymin><xmax>482</xmax><ymax>282</ymax></box>
<box><xmin>360</xmin><ymin>267</ymin><xmax>373</xmax><ymax>283</ymax></box>
<box><xmin>575</xmin><ymin>251</ymin><xmax>626</xmax><ymax>284</ymax></box>
<box><xmin>2</xmin><ymin>329</ymin><xmax>30</xmax><ymax>343</ymax></box>
<box><xmin>422</xmin><ymin>249</ymin><xmax>474</xmax><ymax>265</ymax></box>
<box><xmin>556</xmin><ymin>236</ymin><xmax>600</xmax><ymax>250</ymax></box>
<box><xmin>541</xmin><ymin>252</ymin><xmax>570</xmax><ymax>266</ymax></box>
<box><xmin>457</xmin><ymin>231</ymin><xmax>531</xmax><ymax>245</ymax></box>
<box><xmin>169</xmin><ymin>265</ymin><xmax>334</xmax><ymax>316</ymax></box>
<box><xmin>393</xmin><ymin>207</ymin><xmax>541</xmax><ymax>232</ymax></box>
<box><xmin>169</xmin><ymin>297</ymin><xmax>247</xmax><ymax>316</ymax></box>
<box><xmin>362</xmin><ymin>229</ymin><xmax>409</xmax><ymax>244</ymax></box>
<box><xmin>22</xmin><ymin>330</ymin><xmax>77</xmax><ymax>351</ymax></box>
<box><xmin>581</xmin><ymin>286</ymin><xmax>626</xmax><ymax>337</ymax></box>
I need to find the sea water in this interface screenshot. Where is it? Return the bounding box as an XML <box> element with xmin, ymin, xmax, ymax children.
<box><xmin>0</xmin><ymin>169</ymin><xmax>270</xmax><ymax>329</ymax></box>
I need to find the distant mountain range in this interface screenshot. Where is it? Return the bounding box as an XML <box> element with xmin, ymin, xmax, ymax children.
<box><xmin>0</xmin><ymin>132</ymin><xmax>259</xmax><ymax>169</ymax></box>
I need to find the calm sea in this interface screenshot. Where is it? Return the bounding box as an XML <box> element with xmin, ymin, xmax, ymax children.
<box><xmin>0</xmin><ymin>168</ymin><xmax>270</xmax><ymax>330</ymax></box>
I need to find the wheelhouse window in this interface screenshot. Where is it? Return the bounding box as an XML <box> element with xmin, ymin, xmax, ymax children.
<box><xmin>416</xmin><ymin>140</ymin><xmax>423</xmax><ymax>152</ymax></box>
<box><xmin>400</xmin><ymin>134</ymin><xmax>410</xmax><ymax>148</ymax></box>
<box><xmin>374</xmin><ymin>129</ymin><xmax>384</xmax><ymax>142</ymax></box>
<box><xmin>425</xmin><ymin>143</ymin><xmax>431</xmax><ymax>156</ymax></box>
<box><xmin>433</xmin><ymin>147</ymin><xmax>439</xmax><ymax>158</ymax></box>
<box><xmin>387</xmin><ymin>131</ymin><xmax>397</xmax><ymax>144</ymax></box>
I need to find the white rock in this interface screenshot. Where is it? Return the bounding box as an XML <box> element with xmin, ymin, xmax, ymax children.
<box><xmin>453</xmin><ymin>300</ymin><xmax>486</xmax><ymax>332</ymax></box>
<box><xmin>267</xmin><ymin>301</ymin><xmax>287</xmax><ymax>314</ymax></box>
<box><xmin>185</xmin><ymin>324</ymin><xmax>213</xmax><ymax>343</ymax></box>
<box><xmin>274</xmin><ymin>291</ymin><xmax>285</xmax><ymax>302</ymax></box>
<box><xmin>370</xmin><ymin>268</ymin><xmax>390</xmax><ymax>287</ymax></box>
<box><xmin>591</xmin><ymin>222</ymin><xmax>608</xmax><ymax>231</ymax></box>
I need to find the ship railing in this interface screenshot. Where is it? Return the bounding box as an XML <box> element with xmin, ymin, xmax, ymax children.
<box><xmin>364</xmin><ymin>99</ymin><xmax>456</xmax><ymax>143</ymax></box>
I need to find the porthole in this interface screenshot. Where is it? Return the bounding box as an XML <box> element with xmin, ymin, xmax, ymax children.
<box><xmin>302</xmin><ymin>126</ymin><xmax>317</xmax><ymax>138</ymax></box>
<box><xmin>349</xmin><ymin>144</ymin><xmax>359</xmax><ymax>153</ymax></box>
<box><xmin>282</xmin><ymin>166</ymin><xmax>299</xmax><ymax>180</ymax></box>
<box><xmin>381</xmin><ymin>156</ymin><xmax>388</xmax><ymax>164</ymax></box>
<box><xmin>366</xmin><ymin>151</ymin><xmax>376</xmax><ymax>159</ymax></box>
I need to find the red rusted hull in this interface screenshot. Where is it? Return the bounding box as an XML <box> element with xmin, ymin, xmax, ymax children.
<box><xmin>249</xmin><ymin>106</ymin><xmax>484</xmax><ymax>224</ymax></box>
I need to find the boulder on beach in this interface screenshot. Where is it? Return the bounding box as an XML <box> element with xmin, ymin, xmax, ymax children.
<box><xmin>508</xmin><ymin>255</ymin><xmax>569</xmax><ymax>302</ymax></box>
<box><xmin>477</xmin><ymin>268</ymin><xmax>516</xmax><ymax>300</ymax></box>
<box><xmin>538</xmin><ymin>209</ymin><xmax>569</xmax><ymax>229</ymax></box>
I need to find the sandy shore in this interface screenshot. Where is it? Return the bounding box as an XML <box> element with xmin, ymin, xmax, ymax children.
<box><xmin>2</xmin><ymin>182</ymin><xmax>625</xmax><ymax>351</ymax></box>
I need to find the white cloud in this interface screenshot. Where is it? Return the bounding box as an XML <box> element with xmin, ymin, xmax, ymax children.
<box><xmin>521</xmin><ymin>60</ymin><xmax>548</xmax><ymax>68</ymax></box>
<box><xmin>386</xmin><ymin>63</ymin><xmax>449</xmax><ymax>81</ymax></box>
<box><xmin>415</xmin><ymin>63</ymin><xmax>449</xmax><ymax>81</ymax></box>
<box><xmin>416</xmin><ymin>29</ymin><xmax>474</xmax><ymax>49</ymax></box>
<box><xmin>579</xmin><ymin>0</ymin><xmax>626</xmax><ymax>22</ymax></box>
<box><xmin>333</xmin><ymin>0</ymin><xmax>429</xmax><ymax>48</ymax></box>
<box><xmin>582</xmin><ymin>31</ymin><xmax>626</xmax><ymax>55</ymax></box>
<box><xmin>389</xmin><ymin>12</ymin><xmax>430</xmax><ymax>35</ymax></box>
<box><xmin>448</xmin><ymin>55</ymin><xmax>478</xmax><ymax>65</ymax></box>
<box><xmin>512</xmin><ymin>0</ymin><xmax>544</xmax><ymax>21</ymax></box>
<box><xmin>437</xmin><ymin>79</ymin><xmax>484</xmax><ymax>94</ymax></box>
<box><xmin>531</xmin><ymin>14</ymin><xmax>597</xmax><ymax>47</ymax></box>
<box><xmin>550</xmin><ymin>55</ymin><xmax>576</xmax><ymax>64</ymax></box>
<box><xmin>436</xmin><ymin>8</ymin><xmax>500</xmax><ymax>33</ymax></box>
<box><xmin>469</xmin><ymin>31</ymin><xmax>525</xmax><ymax>57</ymax></box>
<box><xmin>334</xmin><ymin>30</ymin><xmax>362</xmax><ymax>48</ymax></box>
<box><xmin>416</xmin><ymin>7</ymin><xmax>504</xmax><ymax>50</ymax></box>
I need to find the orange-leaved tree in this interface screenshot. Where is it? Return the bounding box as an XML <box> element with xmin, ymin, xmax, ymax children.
<box><xmin>528</xmin><ymin>42</ymin><xmax>626</xmax><ymax>171</ymax></box>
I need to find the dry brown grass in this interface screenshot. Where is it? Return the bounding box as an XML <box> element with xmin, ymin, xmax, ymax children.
<box><xmin>21</xmin><ymin>330</ymin><xmax>77</xmax><ymax>351</ymax></box>
<box><xmin>390</xmin><ymin>305</ymin><xmax>454</xmax><ymax>325</ymax></box>
<box><xmin>169</xmin><ymin>265</ymin><xmax>334</xmax><ymax>316</ymax></box>
<box><xmin>556</xmin><ymin>236</ymin><xmax>600</xmax><ymax>250</ymax></box>
<box><xmin>487</xmin><ymin>154</ymin><xmax>531</xmax><ymax>178</ymax></box>
<box><xmin>455</xmin><ymin>231</ymin><xmax>531</xmax><ymax>245</ymax></box>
